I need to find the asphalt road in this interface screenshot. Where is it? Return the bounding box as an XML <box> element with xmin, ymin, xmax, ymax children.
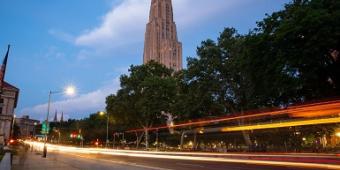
<box><xmin>45</xmin><ymin>150</ymin><xmax>326</xmax><ymax>170</ymax></box>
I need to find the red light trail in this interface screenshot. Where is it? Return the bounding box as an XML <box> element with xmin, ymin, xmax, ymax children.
<box><xmin>126</xmin><ymin>99</ymin><xmax>340</xmax><ymax>133</ymax></box>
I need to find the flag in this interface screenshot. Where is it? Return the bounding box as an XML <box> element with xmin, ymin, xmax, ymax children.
<box><xmin>0</xmin><ymin>45</ymin><xmax>10</xmax><ymax>90</ymax></box>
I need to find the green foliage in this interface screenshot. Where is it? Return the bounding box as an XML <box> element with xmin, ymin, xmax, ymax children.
<box><xmin>103</xmin><ymin>0</ymin><xmax>339</xmax><ymax>129</ymax></box>
<box><xmin>252</xmin><ymin>0</ymin><xmax>340</xmax><ymax>101</ymax></box>
<box><xmin>104</xmin><ymin>0</ymin><xmax>340</xmax><ymax>149</ymax></box>
<box><xmin>180</xmin><ymin>0</ymin><xmax>340</xmax><ymax>119</ymax></box>
<box><xmin>106</xmin><ymin>61</ymin><xmax>179</xmax><ymax>129</ymax></box>
<box><xmin>49</xmin><ymin>114</ymin><xmax>114</xmax><ymax>143</ymax></box>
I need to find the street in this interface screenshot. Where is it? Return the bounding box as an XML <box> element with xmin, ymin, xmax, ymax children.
<box><xmin>11</xmin><ymin>142</ymin><xmax>340</xmax><ymax>170</ymax></box>
<box><xmin>12</xmin><ymin>150</ymin><xmax>324</xmax><ymax>170</ymax></box>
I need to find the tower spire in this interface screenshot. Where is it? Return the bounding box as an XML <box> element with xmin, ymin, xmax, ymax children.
<box><xmin>143</xmin><ymin>0</ymin><xmax>182</xmax><ymax>71</ymax></box>
<box><xmin>53</xmin><ymin>110</ymin><xmax>58</xmax><ymax>122</ymax></box>
<box><xmin>0</xmin><ymin>44</ymin><xmax>10</xmax><ymax>89</ymax></box>
<box><xmin>60</xmin><ymin>112</ymin><xmax>64</xmax><ymax>123</ymax></box>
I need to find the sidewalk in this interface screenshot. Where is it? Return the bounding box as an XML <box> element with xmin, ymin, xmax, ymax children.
<box><xmin>11</xmin><ymin>145</ymin><xmax>78</xmax><ymax>170</ymax></box>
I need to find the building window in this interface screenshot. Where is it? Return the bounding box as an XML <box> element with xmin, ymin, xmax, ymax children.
<box><xmin>0</xmin><ymin>98</ymin><xmax>3</xmax><ymax>115</ymax></box>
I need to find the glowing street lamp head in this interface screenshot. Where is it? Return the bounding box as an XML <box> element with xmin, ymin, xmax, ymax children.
<box><xmin>65</xmin><ymin>86</ymin><xmax>76</xmax><ymax>96</ymax></box>
<box><xmin>99</xmin><ymin>111</ymin><xmax>106</xmax><ymax>116</ymax></box>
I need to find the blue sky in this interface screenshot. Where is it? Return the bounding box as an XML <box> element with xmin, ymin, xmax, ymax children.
<box><xmin>0</xmin><ymin>0</ymin><xmax>289</xmax><ymax>121</ymax></box>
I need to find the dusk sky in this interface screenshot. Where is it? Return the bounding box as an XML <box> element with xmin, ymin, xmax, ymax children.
<box><xmin>0</xmin><ymin>0</ymin><xmax>289</xmax><ymax>121</ymax></box>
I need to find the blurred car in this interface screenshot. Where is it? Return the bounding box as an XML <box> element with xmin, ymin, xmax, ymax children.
<box><xmin>8</xmin><ymin>139</ymin><xmax>19</xmax><ymax>146</ymax></box>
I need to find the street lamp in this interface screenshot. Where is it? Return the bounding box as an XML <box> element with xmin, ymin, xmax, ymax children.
<box><xmin>43</xmin><ymin>85</ymin><xmax>76</xmax><ymax>158</ymax></box>
<box><xmin>65</xmin><ymin>86</ymin><xmax>76</xmax><ymax>96</ymax></box>
<box><xmin>99</xmin><ymin>111</ymin><xmax>109</xmax><ymax>148</ymax></box>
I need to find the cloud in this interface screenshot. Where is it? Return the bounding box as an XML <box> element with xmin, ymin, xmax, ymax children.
<box><xmin>173</xmin><ymin>0</ymin><xmax>240</xmax><ymax>29</ymax></box>
<box><xmin>75</xmin><ymin>49</ymin><xmax>92</xmax><ymax>60</ymax></box>
<box><xmin>49</xmin><ymin>29</ymin><xmax>75</xmax><ymax>43</ymax></box>
<box><xmin>75</xmin><ymin>0</ymin><xmax>149</xmax><ymax>49</ymax></box>
<box><xmin>20</xmin><ymin>77</ymin><xmax>121</xmax><ymax>121</ymax></box>
<box><xmin>23</xmin><ymin>0</ymin><xmax>250</xmax><ymax>121</ymax></box>
<box><xmin>74</xmin><ymin>0</ymin><xmax>240</xmax><ymax>51</ymax></box>
<box><xmin>38</xmin><ymin>46</ymin><xmax>66</xmax><ymax>61</ymax></box>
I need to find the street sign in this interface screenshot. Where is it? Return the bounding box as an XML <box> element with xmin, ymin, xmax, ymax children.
<box><xmin>41</xmin><ymin>121</ymin><xmax>50</xmax><ymax>134</ymax></box>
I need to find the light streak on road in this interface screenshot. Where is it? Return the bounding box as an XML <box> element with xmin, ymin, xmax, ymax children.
<box><xmin>126</xmin><ymin>99</ymin><xmax>340</xmax><ymax>133</ymax></box>
<box><xmin>221</xmin><ymin>117</ymin><xmax>340</xmax><ymax>132</ymax></box>
<box><xmin>26</xmin><ymin>140</ymin><xmax>338</xmax><ymax>158</ymax></box>
<box><xmin>25</xmin><ymin>141</ymin><xmax>340</xmax><ymax>170</ymax></box>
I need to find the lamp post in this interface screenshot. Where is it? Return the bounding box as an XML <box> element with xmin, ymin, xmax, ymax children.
<box><xmin>33</xmin><ymin>122</ymin><xmax>37</xmax><ymax>138</ymax></box>
<box><xmin>43</xmin><ymin>86</ymin><xmax>76</xmax><ymax>158</ymax></box>
<box><xmin>99</xmin><ymin>111</ymin><xmax>109</xmax><ymax>148</ymax></box>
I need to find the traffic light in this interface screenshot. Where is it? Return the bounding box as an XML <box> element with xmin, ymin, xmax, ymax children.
<box><xmin>70</xmin><ymin>133</ymin><xmax>76</xmax><ymax>138</ymax></box>
<box><xmin>70</xmin><ymin>133</ymin><xmax>83</xmax><ymax>140</ymax></box>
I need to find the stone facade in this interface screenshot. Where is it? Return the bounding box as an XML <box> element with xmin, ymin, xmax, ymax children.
<box><xmin>15</xmin><ymin>115</ymin><xmax>39</xmax><ymax>138</ymax></box>
<box><xmin>143</xmin><ymin>0</ymin><xmax>182</xmax><ymax>71</ymax></box>
<box><xmin>0</xmin><ymin>81</ymin><xmax>19</xmax><ymax>145</ymax></box>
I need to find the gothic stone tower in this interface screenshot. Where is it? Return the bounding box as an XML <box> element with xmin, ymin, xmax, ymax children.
<box><xmin>143</xmin><ymin>0</ymin><xmax>182</xmax><ymax>71</ymax></box>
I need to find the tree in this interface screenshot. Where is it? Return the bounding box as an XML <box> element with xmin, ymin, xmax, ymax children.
<box><xmin>181</xmin><ymin>28</ymin><xmax>257</xmax><ymax>147</ymax></box>
<box><xmin>103</xmin><ymin>0</ymin><xmax>340</xmax><ymax>151</ymax></box>
<box><xmin>106</xmin><ymin>61</ymin><xmax>178</xmax><ymax>148</ymax></box>
<box><xmin>184</xmin><ymin>0</ymin><xmax>340</xmax><ymax>113</ymax></box>
<box><xmin>249</xmin><ymin>0</ymin><xmax>340</xmax><ymax>102</ymax></box>
<box><xmin>180</xmin><ymin>0</ymin><xmax>340</xmax><ymax>149</ymax></box>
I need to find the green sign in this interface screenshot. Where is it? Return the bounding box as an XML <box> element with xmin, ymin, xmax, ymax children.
<box><xmin>41</xmin><ymin>121</ymin><xmax>50</xmax><ymax>134</ymax></box>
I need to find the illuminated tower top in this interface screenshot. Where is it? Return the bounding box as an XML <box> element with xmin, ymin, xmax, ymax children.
<box><xmin>143</xmin><ymin>0</ymin><xmax>182</xmax><ymax>71</ymax></box>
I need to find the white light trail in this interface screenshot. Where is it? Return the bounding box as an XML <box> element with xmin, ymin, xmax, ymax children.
<box><xmin>25</xmin><ymin>141</ymin><xmax>340</xmax><ymax>170</ymax></box>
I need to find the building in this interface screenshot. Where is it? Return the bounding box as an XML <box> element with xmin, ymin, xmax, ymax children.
<box><xmin>0</xmin><ymin>81</ymin><xmax>19</xmax><ymax>145</ymax></box>
<box><xmin>15</xmin><ymin>115</ymin><xmax>39</xmax><ymax>138</ymax></box>
<box><xmin>143</xmin><ymin>0</ymin><xmax>182</xmax><ymax>71</ymax></box>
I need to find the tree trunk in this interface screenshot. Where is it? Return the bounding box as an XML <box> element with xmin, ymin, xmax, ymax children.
<box><xmin>180</xmin><ymin>131</ymin><xmax>186</xmax><ymax>149</ymax></box>
<box><xmin>241</xmin><ymin>130</ymin><xmax>252</xmax><ymax>148</ymax></box>
<box><xmin>136</xmin><ymin>132</ymin><xmax>144</xmax><ymax>149</ymax></box>
<box><xmin>145</xmin><ymin>128</ymin><xmax>149</xmax><ymax>149</ymax></box>
<box><xmin>135</xmin><ymin>132</ymin><xmax>138</xmax><ymax>149</ymax></box>
<box><xmin>193</xmin><ymin>132</ymin><xmax>197</xmax><ymax>150</ymax></box>
<box><xmin>238</xmin><ymin>109</ymin><xmax>252</xmax><ymax>150</ymax></box>
<box><xmin>225</xmin><ymin>102</ymin><xmax>252</xmax><ymax>150</ymax></box>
